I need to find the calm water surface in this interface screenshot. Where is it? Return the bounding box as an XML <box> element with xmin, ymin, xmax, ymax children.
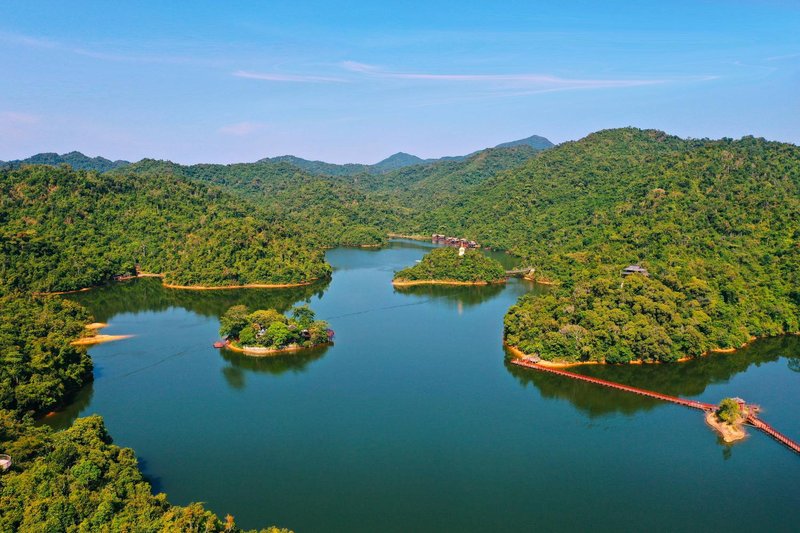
<box><xmin>50</xmin><ymin>240</ymin><xmax>800</xmax><ymax>532</ymax></box>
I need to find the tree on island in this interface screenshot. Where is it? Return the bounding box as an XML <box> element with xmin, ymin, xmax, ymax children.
<box><xmin>393</xmin><ymin>247</ymin><xmax>506</xmax><ymax>283</ymax></box>
<box><xmin>219</xmin><ymin>305</ymin><xmax>330</xmax><ymax>350</ymax></box>
<box><xmin>715</xmin><ymin>398</ymin><xmax>744</xmax><ymax>424</ymax></box>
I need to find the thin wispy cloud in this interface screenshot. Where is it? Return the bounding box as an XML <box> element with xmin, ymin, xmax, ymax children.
<box><xmin>0</xmin><ymin>31</ymin><xmax>59</xmax><ymax>49</ymax></box>
<box><xmin>340</xmin><ymin>60</ymin><xmax>666</xmax><ymax>90</ymax></box>
<box><xmin>0</xmin><ymin>30</ymin><xmax>215</xmax><ymax>65</ymax></box>
<box><xmin>218</xmin><ymin>121</ymin><xmax>266</xmax><ymax>136</ymax></box>
<box><xmin>233</xmin><ymin>70</ymin><xmax>345</xmax><ymax>83</ymax></box>
<box><xmin>765</xmin><ymin>52</ymin><xmax>800</xmax><ymax>61</ymax></box>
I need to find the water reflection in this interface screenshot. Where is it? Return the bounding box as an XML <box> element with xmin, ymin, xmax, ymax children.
<box><xmin>66</xmin><ymin>277</ymin><xmax>331</xmax><ymax>322</ymax></box>
<box><xmin>505</xmin><ymin>336</ymin><xmax>800</xmax><ymax>417</ymax></box>
<box><xmin>41</xmin><ymin>382</ymin><xmax>95</xmax><ymax>430</ymax></box>
<box><xmin>218</xmin><ymin>344</ymin><xmax>330</xmax><ymax>387</ymax></box>
<box><xmin>393</xmin><ymin>283</ymin><xmax>506</xmax><ymax>308</ymax></box>
<box><xmin>393</xmin><ymin>279</ymin><xmax>548</xmax><ymax>312</ymax></box>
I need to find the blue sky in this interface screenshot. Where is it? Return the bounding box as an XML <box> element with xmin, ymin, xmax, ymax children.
<box><xmin>1</xmin><ymin>1</ymin><xmax>798</xmax><ymax>163</ymax></box>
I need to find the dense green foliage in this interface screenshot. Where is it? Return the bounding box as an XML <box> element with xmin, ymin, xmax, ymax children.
<box><xmin>505</xmin><ymin>274</ymin><xmax>717</xmax><ymax>363</ymax></box>
<box><xmin>0</xmin><ymin>411</ymin><xmax>291</xmax><ymax>532</ymax></box>
<box><xmin>220</xmin><ymin>304</ymin><xmax>331</xmax><ymax>350</ymax></box>
<box><xmin>715</xmin><ymin>398</ymin><xmax>743</xmax><ymax>424</ymax></box>
<box><xmin>0</xmin><ymin>165</ymin><xmax>330</xmax><ymax>293</ymax></box>
<box><xmin>410</xmin><ymin>129</ymin><xmax>799</xmax><ymax>362</ymax></box>
<box><xmin>120</xmin><ymin>159</ymin><xmax>407</xmax><ymax>249</ymax></box>
<box><xmin>394</xmin><ymin>247</ymin><xmax>506</xmax><ymax>283</ymax></box>
<box><xmin>0</xmin><ymin>294</ymin><xmax>92</xmax><ymax>414</ymax></box>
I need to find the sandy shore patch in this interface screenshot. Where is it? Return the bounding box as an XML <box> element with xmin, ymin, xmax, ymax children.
<box><xmin>705</xmin><ymin>412</ymin><xmax>747</xmax><ymax>443</ymax></box>
<box><xmin>162</xmin><ymin>278</ymin><xmax>320</xmax><ymax>290</ymax></box>
<box><xmin>392</xmin><ymin>278</ymin><xmax>504</xmax><ymax>287</ymax></box>
<box><xmin>225</xmin><ymin>341</ymin><xmax>331</xmax><ymax>357</ymax></box>
<box><xmin>72</xmin><ymin>334</ymin><xmax>133</xmax><ymax>346</ymax></box>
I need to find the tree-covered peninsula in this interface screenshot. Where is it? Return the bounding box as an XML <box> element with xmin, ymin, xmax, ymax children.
<box><xmin>393</xmin><ymin>247</ymin><xmax>507</xmax><ymax>285</ymax></box>
<box><xmin>220</xmin><ymin>304</ymin><xmax>331</xmax><ymax>354</ymax></box>
<box><xmin>0</xmin><ymin>294</ymin><xmax>92</xmax><ymax>414</ymax></box>
<box><xmin>0</xmin><ymin>165</ymin><xmax>330</xmax><ymax>293</ymax></box>
<box><xmin>410</xmin><ymin>129</ymin><xmax>799</xmax><ymax>363</ymax></box>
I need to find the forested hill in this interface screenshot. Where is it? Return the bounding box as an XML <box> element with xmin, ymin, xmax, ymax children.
<box><xmin>1</xmin><ymin>151</ymin><xmax>130</xmax><ymax>172</ymax></box>
<box><xmin>119</xmin><ymin>143</ymin><xmax>543</xmax><ymax>249</ymax></box>
<box><xmin>413</xmin><ymin>128</ymin><xmax>799</xmax><ymax>363</ymax></box>
<box><xmin>0</xmin><ymin>165</ymin><xmax>330</xmax><ymax>293</ymax></box>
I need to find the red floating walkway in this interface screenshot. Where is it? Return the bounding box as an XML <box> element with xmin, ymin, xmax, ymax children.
<box><xmin>746</xmin><ymin>416</ymin><xmax>800</xmax><ymax>454</ymax></box>
<box><xmin>511</xmin><ymin>358</ymin><xmax>800</xmax><ymax>455</ymax></box>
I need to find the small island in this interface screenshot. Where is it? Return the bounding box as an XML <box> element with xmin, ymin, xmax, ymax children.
<box><xmin>706</xmin><ymin>397</ymin><xmax>749</xmax><ymax>443</ymax></box>
<box><xmin>219</xmin><ymin>304</ymin><xmax>332</xmax><ymax>356</ymax></box>
<box><xmin>393</xmin><ymin>247</ymin><xmax>507</xmax><ymax>286</ymax></box>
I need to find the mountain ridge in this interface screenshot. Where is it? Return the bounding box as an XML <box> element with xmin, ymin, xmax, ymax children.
<box><xmin>257</xmin><ymin>134</ymin><xmax>554</xmax><ymax>176</ymax></box>
<box><xmin>3</xmin><ymin>134</ymin><xmax>553</xmax><ymax>176</ymax></box>
<box><xmin>1</xmin><ymin>151</ymin><xmax>130</xmax><ymax>172</ymax></box>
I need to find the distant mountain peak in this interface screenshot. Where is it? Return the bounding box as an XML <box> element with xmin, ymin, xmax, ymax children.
<box><xmin>494</xmin><ymin>135</ymin><xmax>554</xmax><ymax>150</ymax></box>
<box><xmin>375</xmin><ymin>151</ymin><xmax>424</xmax><ymax>165</ymax></box>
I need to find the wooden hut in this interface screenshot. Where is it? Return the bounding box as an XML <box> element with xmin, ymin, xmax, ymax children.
<box><xmin>622</xmin><ymin>265</ymin><xmax>649</xmax><ymax>277</ymax></box>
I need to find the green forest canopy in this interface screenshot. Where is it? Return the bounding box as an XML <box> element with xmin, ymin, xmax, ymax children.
<box><xmin>0</xmin><ymin>165</ymin><xmax>330</xmax><ymax>293</ymax></box>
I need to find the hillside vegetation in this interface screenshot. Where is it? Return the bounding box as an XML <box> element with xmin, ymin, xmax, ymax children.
<box><xmin>122</xmin><ymin>144</ymin><xmax>541</xmax><ymax>249</ymax></box>
<box><xmin>394</xmin><ymin>247</ymin><xmax>506</xmax><ymax>284</ymax></box>
<box><xmin>414</xmin><ymin>128</ymin><xmax>799</xmax><ymax>362</ymax></box>
<box><xmin>0</xmin><ymin>165</ymin><xmax>330</xmax><ymax>293</ymax></box>
<box><xmin>0</xmin><ymin>295</ymin><xmax>92</xmax><ymax>414</ymax></box>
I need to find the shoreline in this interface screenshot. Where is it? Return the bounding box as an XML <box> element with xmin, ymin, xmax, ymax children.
<box><xmin>71</xmin><ymin>334</ymin><xmax>134</xmax><ymax>346</ymax></box>
<box><xmin>392</xmin><ymin>278</ymin><xmax>505</xmax><ymax>287</ymax></box>
<box><xmin>32</xmin><ymin>287</ymin><xmax>92</xmax><ymax>296</ymax></box>
<box><xmin>387</xmin><ymin>233</ymin><xmax>431</xmax><ymax>242</ymax></box>
<box><xmin>162</xmin><ymin>278</ymin><xmax>320</xmax><ymax>290</ymax></box>
<box><xmin>72</xmin><ymin>322</ymin><xmax>133</xmax><ymax>346</ymax></box>
<box><xmin>34</xmin><ymin>272</ymin><xmax>322</xmax><ymax>295</ymax></box>
<box><xmin>504</xmin><ymin>333</ymin><xmax>795</xmax><ymax>368</ymax></box>
<box><xmin>224</xmin><ymin>341</ymin><xmax>332</xmax><ymax>357</ymax></box>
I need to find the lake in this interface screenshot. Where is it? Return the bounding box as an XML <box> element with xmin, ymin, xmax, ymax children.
<box><xmin>48</xmin><ymin>240</ymin><xmax>800</xmax><ymax>532</ymax></box>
